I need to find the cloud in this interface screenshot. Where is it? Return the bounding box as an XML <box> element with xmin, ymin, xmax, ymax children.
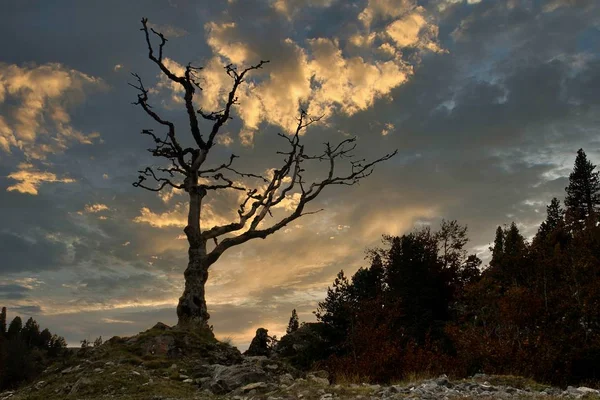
<box><xmin>272</xmin><ymin>0</ymin><xmax>336</xmax><ymax>19</ymax></box>
<box><xmin>7</xmin><ymin>163</ymin><xmax>76</xmax><ymax>195</ymax></box>
<box><xmin>146</xmin><ymin>0</ymin><xmax>442</xmax><ymax>145</ymax></box>
<box><xmin>133</xmin><ymin>202</ymin><xmax>230</xmax><ymax>229</ymax></box>
<box><xmin>0</xmin><ymin>62</ymin><xmax>104</xmax><ymax>160</ymax></box>
<box><xmin>0</xmin><ymin>284</ymin><xmax>31</xmax><ymax>300</ymax></box>
<box><xmin>84</xmin><ymin>203</ymin><xmax>109</xmax><ymax>213</ymax></box>
<box><xmin>147</xmin><ymin>22</ymin><xmax>188</xmax><ymax>38</ymax></box>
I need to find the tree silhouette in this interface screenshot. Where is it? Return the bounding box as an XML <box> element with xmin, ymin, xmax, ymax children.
<box><xmin>565</xmin><ymin>148</ymin><xmax>600</xmax><ymax>228</ymax></box>
<box><xmin>130</xmin><ymin>18</ymin><xmax>396</xmax><ymax>327</ymax></box>
<box><xmin>0</xmin><ymin>308</ymin><xmax>5</xmax><ymax>338</ymax></box>
<box><xmin>6</xmin><ymin>316</ymin><xmax>21</xmax><ymax>340</ymax></box>
<box><xmin>286</xmin><ymin>309</ymin><xmax>300</xmax><ymax>334</ymax></box>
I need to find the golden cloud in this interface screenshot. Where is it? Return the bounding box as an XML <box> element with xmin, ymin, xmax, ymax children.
<box><xmin>84</xmin><ymin>203</ymin><xmax>109</xmax><ymax>213</ymax></box>
<box><xmin>6</xmin><ymin>163</ymin><xmax>76</xmax><ymax>195</ymax></box>
<box><xmin>0</xmin><ymin>62</ymin><xmax>105</xmax><ymax>159</ymax></box>
<box><xmin>133</xmin><ymin>202</ymin><xmax>231</xmax><ymax>230</ymax></box>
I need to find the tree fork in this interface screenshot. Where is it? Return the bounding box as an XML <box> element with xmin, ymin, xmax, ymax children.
<box><xmin>131</xmin><ymin>18</ymin><xmax>396</xmax><ymax>329</ymax></box>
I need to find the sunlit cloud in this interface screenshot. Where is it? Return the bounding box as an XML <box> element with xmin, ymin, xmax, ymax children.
<box><xmin>133</xmin><ymin>202</ymin><xmax>230</xmax><ymax>229</ymax></box>
<box><xmin>0</xmin><ymin>62</ymin><xmax>105</xmax><ymax>159</ymax></box>
<box><xmin>84</xmin><ymin>203</ymin><xmax>109</xmax><ymax>213</ymax></box>
<box><xmin>148</xmin><ymin>0</ymin><xmax>442</xmax><ymax>145</ymax></box>
<box><xmin>6</xmin><ymin>163</ymin><xmax>76</xmax><ymax>195</ymax></box>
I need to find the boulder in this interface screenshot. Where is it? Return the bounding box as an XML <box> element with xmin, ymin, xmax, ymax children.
<box><xmin>245</xmin><ymin>328</ymin><xmax>271</xmax><ymax>357</ymax></box>
<box><xmin>207</xmin><ymin>362</ymin><xmax>268</xmax><ymax>394</ymax></box>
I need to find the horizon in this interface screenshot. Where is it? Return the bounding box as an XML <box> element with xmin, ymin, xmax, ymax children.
<box><xmin>1</xmin><ymin>0</ymin><xmax>599</xmax><ymax>351</ymax></box>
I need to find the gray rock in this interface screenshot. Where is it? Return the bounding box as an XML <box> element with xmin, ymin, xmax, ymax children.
<box><xmin>577</xmin><ymin>387</ymin><xmax>599</xmax><ymax>394</ymax></box>
<box><xmin>208</xmin><ymin>361</ymin><xmax>268</xmax><ymax>394</ymax></box>
<box><xmin>240</xmin><ymin>382</ymin><xmax>268</xmax><ymax>392</ymax></box>
<box><xmin>68</xmin><ymin>377</ymin><xmax>91</xmax><ymax>396</ymax></box>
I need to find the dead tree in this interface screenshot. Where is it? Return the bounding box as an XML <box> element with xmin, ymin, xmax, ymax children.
<box><xmin>131</xmin><ymin>18</ymin><xmax>397</xmax><ymax>328</ymax></box>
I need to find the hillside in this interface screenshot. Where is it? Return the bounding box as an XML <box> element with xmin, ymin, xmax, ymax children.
<box><xmin>1</xmin><ymin>323</ymin><xmax>600</xmax><ymax>400</ymax></box>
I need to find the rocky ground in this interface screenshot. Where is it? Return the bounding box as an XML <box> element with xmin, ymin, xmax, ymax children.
<box><xmin>0</xmin><ymin>324</ymin><xmax>598</xmax><ymax>400</ymax></box>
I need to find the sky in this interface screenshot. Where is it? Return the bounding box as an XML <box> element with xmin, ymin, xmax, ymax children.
<box><xmin>0</xmin><ymin>0</ymin><xmax>599</xmax><ymax>350</ymax></box>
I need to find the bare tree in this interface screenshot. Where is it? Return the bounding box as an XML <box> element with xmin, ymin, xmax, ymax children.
<box><xmin>130</xmin><ymin>18</ymin><xmax>397</xmax><ymax>328</ymax></box>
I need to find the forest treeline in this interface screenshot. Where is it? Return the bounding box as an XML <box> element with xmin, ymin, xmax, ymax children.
<box><xmin>0</xmin><ymin>307</ymin><xmax>68</xmax><ymax>389</ymax></box>
<box><xmin>281</xmin><ymin>148</ymin><xmax>600</xmax><ymax>386</ymax></box>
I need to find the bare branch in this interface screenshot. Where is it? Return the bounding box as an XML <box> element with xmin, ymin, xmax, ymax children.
<box><xmin>199</xmin><ymin>154</ymin><xmax>268</xmax><ymax>183</ymax></box>
<box><xmin>201</xmin><ymin>109</ymin><xmax>395</xmax><ymax>255</ymax></box>
<box><xmin>133</xmin><ymin>167</ymin><xmax>185</xmax><ymax>192</ymax></box>
<box><xmin>140</xmin><ymin>17</ymin><xmax>206</xmax><ymax>150</ymax></box>
<box><xmin>203</xmin><ymin>61</ymin><xmax>270</xmax><ymax>150</ymax></box>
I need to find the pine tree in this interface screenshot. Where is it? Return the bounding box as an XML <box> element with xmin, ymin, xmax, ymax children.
<box><xmin>39</xmin><ymin>328</ymin><xmax>52</xmax><ymax>349</ymax></box>
<box><xmin>0</xmin><ymin>307</ymin><xmax>6</xmax><ymax>337</ymax></box>
<box><xmin>565</xmin><ymin>148</ymin><xmax>600</xmax><ymax>227</ymax></box>
<box><xmin>6</xmin><ymin>316</ymin><xmax>22</xmax><ymax>340</ymax></box>
<box><xmin>21</xmin><ymin>317</ymin><xmax>40</xmax><ymax>348</ymax></box>
<box><xmin>435</xmin><ymin>219</ymin><xmax>469</xmax><ymax>269</ymax></box>
<box><xmin>286</xmin><ymin>309</ymin><xmax>299</xmax><ymax>334</ymax></box>
<box><xmin>540</xmin><ymin>198</ymin><xmax>564</xmax><ymax>234</ymax></box>
<box><xmin>315</xmin><ymin>270</ymin><xmax>353</xmax><ymax>337</ymax></box>
<box><xmin>490</xmin><ymin>226</ymin><xmax>505</xmax><ymax>268</ymax></box>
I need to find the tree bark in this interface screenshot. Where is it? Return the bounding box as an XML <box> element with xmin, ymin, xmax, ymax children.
<box><xmin>176</xmin><ymin>247</ymin><xmax>211</xmax><ymax>327</ymax></box>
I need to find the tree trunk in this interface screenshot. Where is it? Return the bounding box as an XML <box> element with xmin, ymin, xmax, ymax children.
<box><xmin>176</xmin><ymin>247</ymin><xmax>211</xmax><ymax>327</ymax></box>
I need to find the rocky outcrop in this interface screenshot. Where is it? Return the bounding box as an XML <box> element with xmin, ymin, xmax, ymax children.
<box><xmin>244</xmin><ymin>328</ymin><xmax>271</xmax><ymax>357</ymax></box>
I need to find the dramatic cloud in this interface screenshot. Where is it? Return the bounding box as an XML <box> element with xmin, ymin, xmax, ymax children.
<box><xmin>0</xmin><ymin>0</ymin><xmax>598</xmax><ymax>350</ymax></box>
<box><xmin>7</xmin><ymin>163</ymin><xmax>76</xmax><ymax>195</ymax></box>
<box><xmin>0</xmin><ymin>62</ymin><xmax>104</xmax><ymax>159</ymax></box>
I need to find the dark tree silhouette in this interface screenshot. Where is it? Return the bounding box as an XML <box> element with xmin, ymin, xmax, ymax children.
<box><xmin>490</xmin><ymin>225</ymin><xmax>504</xmax><ymax>268</ymax></box>
<box><xmin>0</xmin><ymin>308</ymin><xmax>5</xmax><ymax>337</ymax></box>
<box><xmin>6</xmin><ymin>316</ymin><xmax>21</xmax><ymax>340</ymax></box>
<box><xmin>130</xmin><ymin>18</ymin><xmax>396</xmax><ymax>327</ymax></box>
<box><xmin>565</xmin><ymin>148</ymin><xmax>600</xmax><ymax>228</ymax></box>
<box><xmin>286</xmin><ymin>309</ymin><xmax>300</xmax><ymax>334</ymax></box>
<box><xmin>536</xmin><ymin>197</ymin><xmax>565</xmax><ymax>241</ymax></box>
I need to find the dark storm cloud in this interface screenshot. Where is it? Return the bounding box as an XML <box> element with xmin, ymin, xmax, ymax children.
<box><xmin>0</xmin><ymin>284</ymin><xmax>31</xmax><ymax>300</ymax></box>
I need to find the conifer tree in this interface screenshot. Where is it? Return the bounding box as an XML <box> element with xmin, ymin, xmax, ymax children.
<box><xmin>490</xmin><ymin>226</ymin><xmax>504</xmax><ymax>268</ymax></box>
<box><xmin>0</xmin><ymin>307</ymin><xmax>6</xmax><ymax>337</ymax></box>
<box><xmin>21</xmin><ymin>317</ymin><xmax>40</xmax><ymax>348</ymax></box>
<box><xmin>316</xmin><ymin>270</ymin><xmax>353</xmax><ymax>336</ymax></box>
<box><xmin>286</xmin><ymin>309</ymin><xmax>299</xmax><ymax>334</ymax></box>
<box><xmin>538</xmin><ymin>198</ymin><xmax>564</xmax><ymax>237</ymax></box>
<box><xmin>565</xmin><ymin>148</ymin><xmax>600</xmax><ymax>227</ymax></box>
<box><xmin>6</xmin><ymin>316</ymin><xmax>22</xmax><ymax>340</ymax></box>
<box><xmin>39</xmin><ymin>328</ymin><xmax>52</xmax><ymax>349</ymax></box>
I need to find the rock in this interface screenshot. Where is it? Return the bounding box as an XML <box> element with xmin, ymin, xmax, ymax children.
<box><xmin>208</xmin><ymin>361</ymin><xmax>268</xmax><ymax>394</ymax></box>
<box><xmin>179</xmin><ymin>374</ymin><xmax>189</xmax><ymax>380</ymax></box>
<box><xmin>279</xmin><ymin>373</ymin><xmax>294</xmax><ymax>385</ymax></box>
<box><xmin>245</xmin><ymin>327</ymin><xmax>272</xmax><ymax>357</ymax></box>
<box><xmin>307</xmin><ymin>373</ymin><xmax>329</xmax><ymax>386</ymax></box>
<box><xmin>61</xmin><ymin>365</ymin><xmax>81</xmax><ymax>374</ymax></box>
<box><xmin>34</xmin><ymin>381</ymin><xmax>46</xmax><ymax>390</ymax></box>
<box><xmin>183</xmin><ymin>378</ymin><xmax>194</xmax><ymax>383</ymax></box>
<box><xmin>578</xmin><ymin>387</ymin><xmax>599</xmax><ymax>394</ymax></box>
<box><xmin>68</xmin><ymin>377</ymin><xmax>91</xmax><ymax>396</ymax></box>
<box><xmin>311</xmin><ymin>370</ymin><xmax>329</xmax><ymax>379</ymax></box>
<box><xmin>152</xmin><ymin>322</ymin><xmax>170</xmax><ymax>330</ymax></box>
<box><xmin>132</xmin><ymin>370</ymin><xmax>141</xmax><ymax>376</ymax></box>
<box><xmin>240</xmin><ymin>382</ymin><xmax>268</xmax><ymax>392</ymax></box>
<box><xmin>94</xmin><ymin>368</ymin><xmax>103</xmax><ymax>373</ymax></box>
